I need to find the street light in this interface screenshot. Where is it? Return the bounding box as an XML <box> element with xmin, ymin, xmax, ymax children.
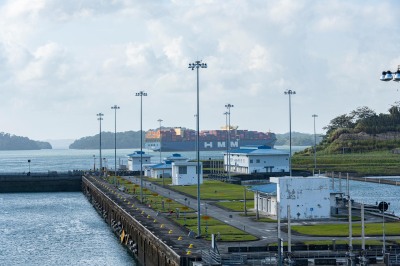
<box><xmin>380</xmin><ymin>65</ymin><xmax>400</xmax><ymax>82</ymax></box>
<box><xmin>188</xmin><ymin>60</ymin><xmax>207</xmax><ymax>237</ymax></box>
<box><xmin>284</xmin><ymin>90</ymin><xmax>296</xmax><ymax>177</ymax></box>
<box><xmin>111</xmin><ymin>105</ymin><xmax>120</xmax><ymax>184</ymax></box>
<box><xmin>157</xmin><ymin>119</ymin><xmax>163</xmax><ymax>163</ymax></box>
<box><xmin>225</xmin><ymin>103</ymin><xmax>234</xmax><ymax>180</ymax></box>
<box><xmin>223</xmin><ymin>111</ymin><xmax>229</xmax><ymax>179</ymax></box>
<box><xmin>377</xmin><ymin>201</ymin><xmax>389</xmax><ymax>255</ymax></box>
<box><xmin>97</xmin><ymin>113</ymin><xmax>104</xmax><ymax>176</ymax></box>
<box><xmin>136</xmin><ymin>90</ymin><xmax>147</xmax><ymax>203</ymax></box>
<box><xmin>312</xmin><ymin>114</ymin><xmax>318</xmax><ymax>171</ymax></box>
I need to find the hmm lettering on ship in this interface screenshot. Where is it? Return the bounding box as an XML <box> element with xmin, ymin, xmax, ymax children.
<box><xmin>204</xmin><ymin>142</ymin><xmax>213</xmax><ymax>148</ymax></box>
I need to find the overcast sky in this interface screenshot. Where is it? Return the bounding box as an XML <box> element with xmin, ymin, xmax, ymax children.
<box><xmin>0</xmin><ymin>0</ymin><xmax>400</xmax><ymax>141</ymax></box>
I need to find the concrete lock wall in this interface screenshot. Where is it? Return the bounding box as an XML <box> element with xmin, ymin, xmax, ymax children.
<box><xmin>0</xmin><ymin>174</ymin><xmax>82</xmax><ymax>193</ymax></box>
<box><xmin>82</xmin><ymin>177</ymin><xmax>187</xmax><ymax>266</ymax></box>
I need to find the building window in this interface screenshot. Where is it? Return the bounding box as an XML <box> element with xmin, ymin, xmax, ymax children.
<box><xmin>250</xmin><ymin>159</ymin><xmax>253</xmax><ymax>163</ymax></box>
<box><xmin>178</xmin><ymin>166</ymin><xmax>187</xmax><ymax>174</ymax></box>
<box><xmin>256</xmin><ymin>159</ymin><xmax>260</xmax><ymax>163</ymax></box>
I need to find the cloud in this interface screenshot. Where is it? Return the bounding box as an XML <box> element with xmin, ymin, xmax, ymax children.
<box><xmin>17</xmin><ymin>42</ymin><xmax>69</xmax><ymax>82</ymax></box>
<box><xmin>0</xmin><ymin>0</ymin><xmax>399</xmax><ymax>140</ymax></box>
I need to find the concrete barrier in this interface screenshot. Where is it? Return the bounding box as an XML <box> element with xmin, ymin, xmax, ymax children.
<box><xmin>0</xmin><ymin>173</ymin><xmax>82</xmax><ymax>192</ymax></box>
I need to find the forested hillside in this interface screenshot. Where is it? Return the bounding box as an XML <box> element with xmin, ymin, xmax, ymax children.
<box><xmin>0</xmin><ymin>132</ymin><xmax>52</xmax><ymax>150</ymax></box>
<box><xmin>301</xmin><ymin>104</ymin><xmax>400</xmax><ymax>154</ymax></box>
<box><xmin>69</xmin><ymin>131</ymin><xmax>142</xmax><ymax>149</ymax></box>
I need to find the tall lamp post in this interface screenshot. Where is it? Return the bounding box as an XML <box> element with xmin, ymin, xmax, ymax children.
<box><xmin>225</xmin><ymin>103</ymin><xmax>234</xmax><ymax>180</ymax></box>
<box><xmin>111</xmin><ymin>105</ymin><xmax>120</xmax><ymax>184</ymax></box>
<box><xmin>312</xmin><ymin>114</ymin><xmax>318</xmax><ymax>171</ymax></box>
<box><xmin>158</xmin><ymin>119</ymin><xmax>163</xmax><ymax>163</ymax></box>
<box><xmin>136</xmin><ymin>91</ymin><xmax>147</xmax><ymax>203</ymax></box>
<box><xmin>284</xmin><ymin>90</ymin><xmax>296</xmax><ymax>177</ymax></box>
<box><xmin>224</xmin><ymin>111</ymin><xmax>229</xmax><ymax>179</ymax></box>
<box><xmin>377</xmin><ymin>201</ymin><xmax>389</xmax><ymax>255</ymax></box>
<box><xmin>97</xmin><ymin>113</ymin><xmax>104</xmax><ymax>176</ymax></box>
<box><xmin>188</xmin><ymin>60</ymin><xmax>207</xmax><ymax>237</ymax></box>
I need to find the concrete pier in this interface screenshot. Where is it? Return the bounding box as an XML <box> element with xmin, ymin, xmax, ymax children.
<box><xmin>82</xmin><ymin>175</ymin><xmax>210</xmax><ymax>266</ymax></box>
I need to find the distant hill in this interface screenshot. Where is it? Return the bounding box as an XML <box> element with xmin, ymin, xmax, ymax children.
<box><xmin>69</xmin><ymin>131</ymin><xmax>142</xmax><ymax>149</ymax></box>
<box><xmin>0</xmin><ymin>132</ymin><xmax>52</xmax><ymax>150</ymax></box>
<box><xmin>275</xmin><ymin>132</ymin><xmax>323</xmax><ymax>146</ymax></box>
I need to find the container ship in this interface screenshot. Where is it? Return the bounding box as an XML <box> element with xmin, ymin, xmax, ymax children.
<box><xmin>145</xmin><ymin>126</ymin><xmax>277</xmax><ymax>152</ymax></box>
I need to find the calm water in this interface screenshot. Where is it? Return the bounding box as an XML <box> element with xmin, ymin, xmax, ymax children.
<box><xmin>0</xmin><ymin>192</ymin><xmax>136</xmax><ymax>266</ymax></box>
<box><xmin>332</xmin><ymin>177</ymin><xmax>400</xmax><ymax>216</ymax></box>
<box><xmin>0</xmin><ymin>146</ymin><xmax>307</xmax><ymax>173</ymax></box>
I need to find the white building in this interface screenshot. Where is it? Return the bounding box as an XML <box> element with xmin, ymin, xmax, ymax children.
<box><xmin>144</xmin><ymin>154</ymin><xmax>189</xmax><ymax>179</ymax></box>
<box><xmin>171</xmin><ymin>161</ymin><xmax>203</xmax><ymax>186</ymax></box>
<box><xmin>225</xmin><ymin>146</ymin><xmax>289</xmax><ymax>174</ymax></box>
<box><xmin>127</xmin><ymin>151</ymin><xmax>152</xmax><ymax>171</ymax></box>
<box><xmin>252</xmin><ymin>176</ymin><xmax>341</xmax><ymax>220</ymax></box>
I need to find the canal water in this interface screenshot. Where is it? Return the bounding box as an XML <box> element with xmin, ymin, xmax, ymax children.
<box><xmin>0</xmin><ymin>192</ymin><xmax>137</xmax><ymax>266</ymax></box>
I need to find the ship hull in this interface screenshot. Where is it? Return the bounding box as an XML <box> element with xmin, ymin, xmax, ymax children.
<box><xmin>145</xmin><ymin>139</ymin><xmax>276</xmax><ymax>152</ymax></box>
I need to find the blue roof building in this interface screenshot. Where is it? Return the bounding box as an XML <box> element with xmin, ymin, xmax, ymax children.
<box><xmin>127</xmin><ymin>151</ymin><xmax>153</xmax><ymax>171</ymax></box>
<box><xmin>224</xmin><ymin>145</ymin><xmax>289</xmax><ymax>174</ymax></box>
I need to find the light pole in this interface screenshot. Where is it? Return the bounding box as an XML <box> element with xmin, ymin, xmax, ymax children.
<box><xmin>225</xmin><ymin>104</ymin><xmax>234</xmax><ymax>180</ymax></box>
<box><xmin>377</xmin><ymin>201</ymin><xmax>389</xmax><ymax>255</ymax></box>
<box><xmin>284</xmin><ymin>90</ymin><xmax>296</xmax><ymax>176</ymax></box>
<box><xmin>380</xmin><ymin>65</ymin><xmax>400</xmax><ymax>82</ymax></box>
<box><xmin>136</xmin><ymin>91</ymin><xmax>147</xmax><ymax>203</ymax></box>
<box><xmin>224</xmin><ymin>111</ymin><xmax>229</xmax><ymax>179</ymax></box>
<box><xmin>188</xmin><ymin>60</ymin><xmax>207</xmax><ymax>237</ymax></box>
<box><xmin>97</xmin><ymin>113</ymin><xmax>104</xmax><ymax>176</ymax></box>
<box><xmin>111</xmin><ymin>105</ymin><xmax>120</xmax><ymax>184</ymax></box>
<box><xmin>312</xmin><ymin>114</ymin><xmax>318</xmax><ymax>171</ymax></box>
<box><xmin>158</xmin><ymin>119</ymin><xmax>163</xmax><ymax>163</ymax></box>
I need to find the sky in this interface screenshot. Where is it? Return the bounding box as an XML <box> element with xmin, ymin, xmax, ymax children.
<box><xmin>1</xmin><ymin>0</ymin><xmax>400</xmax><ymax>141</ymax></box>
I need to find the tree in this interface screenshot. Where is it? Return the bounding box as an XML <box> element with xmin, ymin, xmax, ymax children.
<box><xmin>350</xmin><ymin>106</ymin><xmax>376</xmax><ymax>121</ymax></box>
<box><xmin>323</xmin><ymin>114</ymin><xmax>355</xmax><ymax>135</ymax></box>
<box><xmin>388</xmin><ymin>102</ymin><xmax>400</xmax><ymax>118</ymax></box>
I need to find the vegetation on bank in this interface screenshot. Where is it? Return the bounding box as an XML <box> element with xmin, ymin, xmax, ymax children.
<box><xmin>294</xmin><ymin>104</ymin><xmax>400</xmax><ymax>175</ymax></box>
<box><xmin>0</xmin><ymin>132</ymin><xmax>51</xmax><ymax>150</ymax></box>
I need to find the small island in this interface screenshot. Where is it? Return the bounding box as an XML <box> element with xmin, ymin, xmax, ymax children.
<box><xmin>0</xmin><ymin>132</ymin><xmax>52</xmax><ymax>150</ymax></box>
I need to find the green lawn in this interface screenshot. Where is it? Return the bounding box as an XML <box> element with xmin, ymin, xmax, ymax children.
<box><xmin>292</xmin><ymin>222</ymin><xmax>400</xmax><ymax>236</ymax></box>
<box><xmin>293</xmin><ymin>150</ymin><xmax>400</xmax><ymax>175</ymax></box>
<box><xmin>168</xmin><ymin>180</ymin><xmax>254</xmax><ymax>200</ymax></box>
<box><xmin>214</xmin><ymin>200</ymin><xmax>254</xmax><ymax>211</ymax></box>
<box><xmin>106</xmin><ymin>176</ymin><xmax>257</xmax><ymax>241</ymax></box>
